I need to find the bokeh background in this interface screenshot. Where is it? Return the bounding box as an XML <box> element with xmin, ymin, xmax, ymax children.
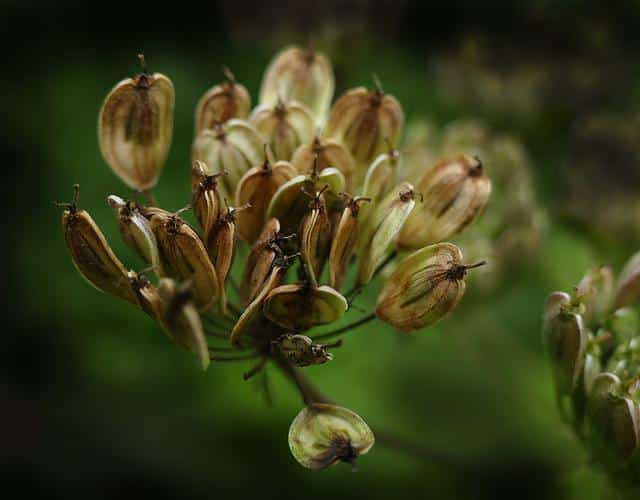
<box><xmin>4</xmin><ymin>1</ymin><xmax>640</xmax><ymax>498</ymax></box>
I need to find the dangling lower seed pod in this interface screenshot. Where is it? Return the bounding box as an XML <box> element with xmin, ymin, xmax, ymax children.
<box><xmin>357</xmin><ymin>183</ymin><xmax>417</xmax><ymax>286</ymax></box>
<box><xmin>250</xmin><ymin>100</ymin><xmax>315</xmax><ymax>161</ymax></box>
<box><xmin>156</xmin><ymin>278</ymin><xmax>210</xmax><ymax>370</ymax></box>
<box><xmin>191</xmin><ymin>160</ymin><xmax>226</xmax><ymax>238</ymax></box>
<box><xmin>399</xmin><ymin>154</ymin><xmax>491</xmax><ymax>249</ymax></box>
<box><xmin>150</xmin><ymin>211</ymin><xmax>219</xmax><ymax>311</ymax></box>
<box><xmin>234</xmin><ymin>151</ymin><xmax>297</xmax><ymax>243</ymax></box>
<box><xmin>299</xmin><ymin>185</ymin><xmax>331</xmax><ymax>287</ymax></box>
<box><xmin>98</xmin><ymin>55</ymin><xmax>174</xmax><ymax>191</ymax></box>
<box><xmin>288</xmin><ymin>403</ymin><xmax>374</xmax><ymax>470</ymax></box>
<box><xmin>275</xmin><ymin>334</ymin><xmax>340</xmax><ymax>367</ymax></box>
<box><xmin>192</xmin><ymin>119</ymin><xmax>263</xmax><ymax>199</ymax></box>
<box><xmin>329</xmin><ymin>195</ymin><xmax>370</xmax><ymax>290</ymax></box>
<box><xmin>574</xmin><ymin>266</ymin><xmax>614</xmax><ymax>328</ymax></box>
<box><xmin>376</xmin><ymin>243</ymin><xmax>484</xmax><ymax>332</ymax></box>
<box><xmin>107</xmin><ymin>195</ymin><xmax>164</xmax><ymax>276</ymax></box>
<box><xmin>259</xmin><ymin>45</ymin><xmax>335</xmax><ymax>122</ymax></box>
<box><xmin>323</xmin><ymin>82</ymin><xmax>404</xmax><ymax>182</ymax></box>
<box><xmin>59</xmin><ymin>185</ymin><xmax>138</xmax><ymax>306</ymax></box>
<box><xmin>291</xmin><ymin>135</ymin><xmax>355</xmax><ymax>190</ymax></box>
<box><xmin>128</xmin><ymin>271</ymin><xmax>163</xmax><ymax>319</ymax></box>
<box><xmin>263</xmin><ymin>284</ymin><xmax>348</xmax><ymax>330</ymax></box>
<box><xmin>543</xmin><ymin>291</ymin><xmax>587</xmax><ymax>396</ymax></box>
<box><xmin>195</xmin><ymin>67</ymin><xmax>251</xmax><ymax>133</ymax></box>
<box><xmin>614</xmin><ymin>250</ymin><xmax>640</xmax><ymax>309</ymax></box>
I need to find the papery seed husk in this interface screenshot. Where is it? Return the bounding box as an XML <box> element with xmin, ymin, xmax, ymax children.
<box><xmin>98</xmin><ymin>62</ymin><xmax>174</xmax><ymax>190</ymax></box>
<box><xmin>195</xmin><ymin>70</ymin><xmax>251</xmax><ymax>133</ymax></box>
<box><xmin>375</xmin><ymin>242</ymin><xmax>468</xmax><ymax>332</ymax></box>
<box><xmin>150</xmin><ymin>213</ymin><xmax>219</xmax><ymax>311</ymax></box>
<box><xmin>614</xmin><ymin>250</ymin><xmax>640</xmax><ymax>309</ymax></box>
<box><xmin>329</xmin><ymin>197</ymin><xmax>368</xmax><ymax>290</ymax></box>
<box><xmin>399</xmin><ymin>154</ymin><xmax>491</xmax><ymax>249</ymax></box>
<box><xmin>128</xmin><ymin>271</ymin><xmax>163</xmax><ymax>319</ymax></box>
<box><xmin>288</xmin><ymin>403</ymin><xmax>374</xmax><ymax>470</ymax></box>
<box><xmin>259</xmin><ymin>46</ymin><xmax>335</xmax><ymax>122</ymax></box>
<box><xmin>290</xmin><ymin>136</ymin><xmax>355</xmax><ymax>189</ymax></box>
<box><xmin>234</xmin><ymin>159</ymin><xmax>297</xmax><ymax>243</ymax></box>
<box><xmin>299</xmin><ymin>192</ymin><xmax>331</xmax><ymax>287</ymax></box>
<box><xmin>277</xmin><ymin>334</ymin><xmax>334</xmax><ymax>367</ymax></box>
<box><xmin>360</xmin><ymin>149</ymin><xmax>401</xmax><ymax>223</ymax></box>
<box><xmin>191</xmin><ymin>161</ymin><xmax>224</xmax><ymax>237</ymax></box>
<box><xmin>575</xmin><ymin>266</ymin><xmax>614</xmax><ymax>328</ymax></box>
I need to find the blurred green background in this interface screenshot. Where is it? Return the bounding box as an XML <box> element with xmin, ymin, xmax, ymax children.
<box><xmin>4</xmin><ymin>1</ymin><xmax>640</xmax><ymax>498</ymax></box>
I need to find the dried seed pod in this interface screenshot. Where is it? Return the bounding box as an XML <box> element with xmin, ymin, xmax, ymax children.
<box><xmin>250</xmin><ymin>101</ymin><xmax>315</xmax><ymax>161</ymax></box>
<box><xmin>107</xmin><ymin>195</ymin><xmax>164</xmax><ymax>276</ymax></box>
<box><xmin>299</xmin><ymin>186</ymin><xmax>331</xmax><ymax>287</ymax></box>
<box><xmin>361</xmin><ymin>147</ymin><xmax>401</xmax><ymax>215</ymax></box>
<box><xmin>323</xmin><ymin>83</ymin><xmax>403</xmax><ymax>181</ymax></box>
<box><xmin>263</xmin><ymin>284</ymin><xmax>348</xmax><ymax>330</ymax></box>
<box><xmin>357</xmin><ymin>183</ymin><xmax>417</xmax><ymax>286</ymax></box>
<box><xmin>192</xmin><ymin>119</ymin><xmax>263</xmax><ymax>199</ymax></box>
<box><xmin>234</xmin><ymin>154</ymin><xmax>297</xmax><ymax>243</ymax></box>
<box><xmin>98</xmin><ymin>55</ymin><xmax>174</xmax><ymax>191</ymax></box>
<box><xmin>195</xmin><ymin>67</ymin><xmax>251</xmax><ymax>133</ymax></box>
<box><xmin>399</xmin><ymin>155</ymin><xmax>491</xmax><ymax>249</ymax></box>
<box><xmin>150</xmin><ymin>212</ymin><xmax>219</xmax><ymax>311</ymax></box>
<box><xmin>575</xmin><ymin>266</ymin><xmax>614</xmax><ymax>328</ymax></box>
<box><xmin>128</xmin><ymin>271</ymin><xmax>163</xmax><ymax>319</ymax></box>
<box><xmin>275</xmin><ymin>334</ymin><xmax>340</xmax><ymax>367</ymax></box>
<box><xmin>329</xmin><ymin>196</ymin><xmax>370</xmax><ymax>290</ymax></box>
<box><xmin>59</xmin><ymin>185</ymin><xmax>138</xmax><ymax>305</ymax></box>
<box><xmin>614</xmin><ymin>250</ymin><xmax>640</xmax><ymax>309</ymax></box>
<box><xmin>288</xmin><ymin>403</ymin><xmax>374</xmax><ymax>470</ymax></box>
<box><xmin>191</xmin><ymin>160</ymin><xmax>226</xmax><ymax>237</ymax></box>
<box><xmin>156</xmin><ymin>278</ymin><xmax>210</xmax><ymax>370</ymax></box>
<box><xmin>375</xmin><ymin>243</ymin><xmax>483</xmax><ymax>332</ymax></box>
<box><xmin>291</xmin><ymin>135</ymin><xmax>355</xmax><ymax>189</ymax></box>
<box><xmin>543</xmin><ymin>291</ymin><xmax>587</xmax><ymax>396</ymax></box>
<box><xmin>259</xmin><ymin>46</ymin><xmax>334</xmax><ymax>121</ymax></box>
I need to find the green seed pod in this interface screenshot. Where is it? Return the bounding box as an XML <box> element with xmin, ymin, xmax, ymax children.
<box><xmin>611</xmin><ymin>307</ymin><xmax>639</xmax><ymax>343</ymax></box>
<box><xmin>263</xmin><ymin>284</ymin><xmax>348</xmax><ymax>330</ymax></box>
<box><xmin>59</xmin><ymin>185</ymin><xmax>138</xmax><ymax>306</ymax></box>
<box><xmin>190</xmin><ymin>160</ymin><xmax>226</xmax><ymax>238</ymax></box>
<box><xmin>299</xmin><ymin>186</ymin><xmax>331</xmax><ymax>287</ymax></box>
<box><xmin>376</xmin><ymin>243</ymin><xmax>483</xmax><ymax>332</ymax></box>
<box><xmin>398</xmin><ymin>155</ymin><xmax>491</xmax><ymax>249</ymax></box>
<box><xmin>259</xmin><ymin>46</ymin><xmax>334</xmax><ymax>122</ymax></box>
<box><xmin>323</xmin><ymin>84</ymin><xmax>404</xmax><ymax>182</ymax></box>
<box><xmin>275</xmin><ymin>334</ymin><xmax>340</xmax><ymax>367</ymax></box>
<box><xmin>107</xmin><ymin>195</ymin><xmax>164</xmax><ymax>277</ymax></box>
<box><xmin>150</xmin><ymin>212</ymin><xmax>219</xmax><ymax>311</ymax></box>
<box><xmin>357</xmin><ymin>183</ymin><xmax>416</xmax><ymax>286</ymax></box>
<box><xmin>98</xmin><ymin>55</ymin><xmax>174</xmax><ymax>191</ymax></box>
<box><xmin>192</xmin><ymin>119</ymin><xmax>263</xmax><ymax>199</ymax></box>
<box><xmin>291</xmin><ymin>135</ymin><xmax>355</xmax><ymax>190</ymax></box>
<box><xmin>575</xmin><ymin>266</ymin><xmax>614</xmax><ymax>328</ymax></box>
<box><xmin>250</xmin><ymin>100</ymin><xmax>315</xmax><ymax>161</ymax></box>
<box><xmin>614</xmin><ymin>250</ymin><xmax>640</xmax><ymax>309</ymax></box>
<box><xmin>156</xmin><ymin>278</ymin><xmax>210</xmax><ymax>370</ymax></box>
<box><xmin>234</xmin><ymin>154</ymin><xmax>297</xmax><ymax>243</ymax></box>
<box><xmin>288</xmin><ymin>403</ymin><xmax>375</xmax><ymax>470</ymax></box>
<box><xmin>195</xmin><ymin>67</ymin><xmax>251</xmax><ymax>133</ymax></box>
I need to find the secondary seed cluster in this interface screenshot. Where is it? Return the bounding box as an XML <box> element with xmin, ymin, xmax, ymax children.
<box><xmin>59</xmin><ymin>46</ymin><xmax>492</xmax><ymax>470</ymax></box>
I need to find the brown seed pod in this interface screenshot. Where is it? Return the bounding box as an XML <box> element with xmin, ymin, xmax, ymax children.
<box><xmin>275</xmin><ymin>333</ymin><xmax>340</xmax><ymax>367</ymax></box>
<box><xmin>195</xmin><ymin>67</ymin><xmax>251</xmax><ymax>133</ymax></box>
<box><xmin>290</xmin><ymin>135</ymin><xmax>355</xmax><ymax>189</ymax></box>
<box><xmin>399</xmin><ymin>155</ymin><xmax>492</xmax><ymax>249</ymax></box>
<box><xmin>234</xmin><ymin>153</ymin><xmax>297</xmax><ymax>243</ymax></box>
<box><xmin>299</xmin><ymin>185</ymin><xmax>331</xmax><ymax>287</ymax></box>
<box><xmin>190</xmin><ymin>160</ymin><xmax>226</xmax><ymax>238</ymax></box>
<box><xmin>259</xmin><ymin>45</ymin><xmax>334</xmax><ymax>121</ymax></box>
<box><xmin>250</xmin><ymin>100</ymin><xmax>315</xmax><ymax>161</ymax></box>
<box><xmin>361</xmin><ymin>147</ymin><xmax>401</xmax><ymax>216</ymax></box>
<box><xmin>150</xmin><ymin>211</ymin><xmax>219</xmax><ymax>311</ymax></box>
<box><xmin>614</xmin><ymin>251</ymin><xmax>640</xmax><ymax>309</ymax></box>
<box><xmin>98</xmin><ymin>55</ymin><xmax>174</xmax><ymax>191</ymax></box>
<box><xmin>375</xmin><ymin>243</ymin><xmax>484</xmax><ymax>332</ymax></box>
<box><xmin>59</xmin><ymin>185</ymin><xmax>138</xmax><ymax>306</ymax></box>
<box><xmin>128</xmin><ymin>271</ymin><xmax>163</xmax><ymax>319</ymax></box>
<box><xmin>329</xmin><ymin>195</ymin><xmax>370</xmax><ymax>290</ymax></box>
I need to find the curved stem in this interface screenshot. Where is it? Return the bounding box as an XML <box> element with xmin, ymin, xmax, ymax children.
<box><xmin>142</xmin><ymin>189</ymin><xmax>157</xmax><ymax>206</ymax></box>
<box><xmin>312</xmin><ymin>313</ymin><xmax>376</xmax><ymax>341</ymax></box>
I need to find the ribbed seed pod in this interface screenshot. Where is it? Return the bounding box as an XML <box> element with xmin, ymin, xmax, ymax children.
<box><xmin>357</xmin><ymin>183</ymin><xmax>417</xmax><ymax>286</ymax></box>
<box><xmin>192</xmin><ymin>119</ymin><xmax>263</xmax><ymax>199</ymax></box>
<box><xmin>275</xmin><ymin>334</ymin><xmax>339</xmax><ymax>367</ymax></box>
<box><xmin>250</xmin><ymin>101</ymin><xmax>315</xmax><ymax>161</ymax></box>
<box><xmin>191</xmin><ymin>160</ymin><xmax>225</xmax><ymax>238</ymax></box>
<box><xmin>98</xmin><ymin>55</ymin><xmax>174</xmax><ymax>191</ymax></box>
<box><xmin>290</xmin><ymin>135</ymin><xmax>355</xmax><ymax>190</ymax></box>
<box><xmin>259</xmin><ymin>45</ymin><xmax>334</xmax><ymax>122</ymax></box>
<box><xmin>361</xmin><ymin>147</ymin><xmax>401</xmax><ymax>213</ymax></box>
<box><xmin>399</xmin><ymin>155</ymin><xmax>492</xmax><ymax>249</ymax></box>
<box><xmin>195</xmin><ymin>67</ymin><xmax>250</xmax><ymax>133</ymax></box>
<box><xmin>376</xmin><ymin>243</ymin><xmax>483</xmax><ymax>332</ymax></box>
<box><xmin>575</xmin><ymin>266</ymin><xmax>614</xmax><ymax>328</ymax></box>
<box><xmin>150</xmin><ymin>212</ymin><xmax>219</xmax><ymax>311</ymax></box>
<box><xmin>234</xmin><ymin>154</ymin><xmax>297</xmax><ymax>243</ymax></box>
<box><xmin>156</xmin><ymin>278</ymin><xmax>210</xmax><ymax>370</ymax></box>
<box><xmin>107</xmin><ymin>195</ymin><xmax>164</xmax><ymax>276</ymax></box>
<box><xmin>289</xmin><ymin>403</ymin><xmax>374</xmax><ymax>470</ymax></box>
<box><xmin>323</xmin><ymin>84</ymin><xmax>404</xmax><ymax>182</ymax></box>
<box><xmin>59</xmin><ymin>185</ymin><xmax>138</xmax><ymax>305</ymax></box>
<box><xmin>614</xmin><ymin>251</ymin><xmax>640</xmax><ymax>309</ymax></box>
<box><xmin>329</xmin><ymin>196</ymin><xmax>370</xmax><ymax>290</ymax></box>
<box><xmin>299</xmin><ymin>186</ymin><xmax>331</xmax><ymax>287</ymax></box>
<box><xmin>128</xmin><ymin>271</ymin><xmax>163</xmax><ymax>319</ymax></box>
<box><xmin>263</xmin><ymin>284</ymin><xmax>348</xmax><ymax>330</ymax></box>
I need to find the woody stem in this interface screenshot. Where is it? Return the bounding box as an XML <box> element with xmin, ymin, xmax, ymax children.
<box><xmin>142</xmin><ymin>189</ymin><xmax>157</xmax><ymax>206</ymax></box>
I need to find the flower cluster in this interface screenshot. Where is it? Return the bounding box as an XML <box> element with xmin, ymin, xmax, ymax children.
<box><xmin>59</xmin><ymin>46</ymin><xmax>492</xmax><ymax>469</ymax></box>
